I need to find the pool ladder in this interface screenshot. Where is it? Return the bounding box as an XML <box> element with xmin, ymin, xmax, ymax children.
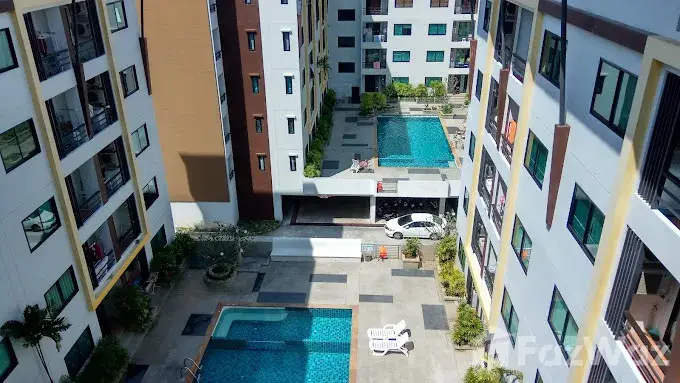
<box><xmin>180</xmin><ymin>357</ymin><xmax>202</xmax><ymax>382</ymax></box>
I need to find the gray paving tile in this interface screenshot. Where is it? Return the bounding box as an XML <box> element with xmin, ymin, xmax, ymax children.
<box><xmin>257</xmin><ymin>292</ymin><xmax>307</xmax><ymax>303</ymax></box>
<box><xmin>309</xmin><ymin>273</ymin><xmax>347</xmax><ymax>283</ymax></box>
<box><xmin>180</xmin><ymin>314</ymin><xmax>212</xmax><ymax>335</ymax></box>
<box><xmin>408</xmin><ymin>168</ymin><xmax>440</xmax><ymax>174</ymax></box>
<box><xmin>359</xmin><ymin>294</ymin><xmax>393</xmax><ymax>303</ymax></box>
<box><xmin>391</xmin><ymin>269</ymin><xmax>434</xmax><ymax>277</ymax></box>
<box><xmin>342</xmin><ymin>143</ymin><xmax>369</xmax><ymax>147</ymax></box>
<box><xmin>345</xmin><ymin>116</ymin><xmax>358</xmax><ymax>123</ymax></box>
<box><xmin>422</xmin><ymin>304</ymin><xmax>449</xmax><ymax>330</ymax></box>
<box><xmin>343</xmin><ymin>134</ymin><xmax>357</xmax><ymax>139</ymax></box>
<box><xmin>322</xmin><ymin>160</ymin><xmax>339</xmax><ymax>169</ymax></box>
<box><xmin>357</xmin><ymin>121</ymin><xmax>374</xmax><ymax>126</ymax></box>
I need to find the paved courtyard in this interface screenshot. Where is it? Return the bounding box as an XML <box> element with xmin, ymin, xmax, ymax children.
<box><xmin>128</xmin><ymin>258</ymin><xmax>478</xmax><ymax>382</ymax></box>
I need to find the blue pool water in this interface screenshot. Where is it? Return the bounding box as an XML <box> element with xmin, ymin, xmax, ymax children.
<box><xmin>200</xmin><ymin>307</ymin><xmax>352</xmax><ymax>383</ymax></box>
<box><xmin>377</xmin><ymin>116</ymin><xmax>455</xmax><ymax>168</ymax></box>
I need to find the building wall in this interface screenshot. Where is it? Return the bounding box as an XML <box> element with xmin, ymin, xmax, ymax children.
<box><xmin>327</xmin><ymin>0</ymin><xmax>361</xmax><ymax>100</ymax></box>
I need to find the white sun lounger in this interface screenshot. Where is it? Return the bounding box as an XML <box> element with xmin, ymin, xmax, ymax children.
<box><xmin>369</xmin><ymin>333</ymin><xmax>410</xmax><ymax>357</ymax></box>
<box><xmin>366</xmin><ymin>320</ymin><xmax>406</xmax><ymax>340</ymax></box>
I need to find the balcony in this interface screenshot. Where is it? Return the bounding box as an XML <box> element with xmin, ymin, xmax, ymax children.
<box><xmin>64</xmin><ymin>0</ymin><xmax>105</xmax><ymax>63</ymax></box>
<box><xmin>99</xmin><ymin>138</ymin><xmax>130</xmax><ymax>199</ymax></box>
<box><xmin>364</xmin><ymin>49</ymin><xmax>387</xmax><ymax>69</ymax></box>
<box><xmin>483</xmin><ymin>247</ymin><xmax>497</xmax><ymax>293</ymax></box>
<box><xmin>87</xmin><ymin>72</ymin><xmax>118</xmax><ymax>134</ymax></box>
<box><xmin>485</xmin><ymin>78</ymin><xmax>500</xmax><ymax>142</ymax></box>
<box><xmin>363</xmin><ymin>22</ymin><xmax>387</xmax><ymax>43</ymax></box>
<box><xmin>25</xmin><ymin>7</ymin><xmax>72</xmax><ymax>81</ymax></box>
<box><xmin>452</xmin><ymin>21</ymin><xmax>473</xmax><ymax>42</ymax></box>
<box><xmin>495</xmin><ymin>2</ymin><xmax>532</xmax><ymax>83</ymax></box>
<box><xmin>66</xmin><ymin>159</ymin><xmax>103</xmax><ymax>227</ymax></box>
<box><xmin>511</xmin><ymin>53</ymin><xmax>527</xmax><ymax>82</ymax></box>
<box><xmin>47</xmin><ymin>88</ymin><xmax>88</xmax><ymax>158</ymax></box>
<box><xmin>500</xmin><ymin>97</ymin><xmax>519</xmax><ymax>163</ymax></box>
<box><xmin>472</xmin><ymin>211</ymin><xmax>487</xmax><ymax>267</ymax></box>
<box><xmin>113</xmin><ymin>196</ymin><xmax>142</xmax><ymax>253</ymax></box>
<box><xmin>449</xmin><ymin>48</ymin><xmax>470</xmax><ymax>68</ymax></box>
<box><xmin>490</xmin><ymin>177</ymin><xmax>506</xmax><ymax>233</ymax></box>
<box><xmin>83</xmin><ymin>223</ymin><xmax>117</xmax><ymax>288</ymax></box>
<box><xmin>454</xmin><ymin>0</ymin><xmax>473</xmax><ymax>13</ymax></box>
<box><xmin>364</xmin><ymin>0</ymin><xmax>388</xmax><ymax>15</ymax></box>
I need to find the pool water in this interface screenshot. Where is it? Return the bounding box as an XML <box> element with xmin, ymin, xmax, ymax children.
<box><xmin>377</xmin><ymin>116</ymin><xmax>455</xmax><ymax>168</ymax></box>
<box><xmin>200</xmin><ymin>307</ymin><xmax>352</xmax><ymax>383</ymax></box>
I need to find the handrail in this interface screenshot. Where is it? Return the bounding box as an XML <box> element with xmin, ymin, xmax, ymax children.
<box><xmin>363</xmin><ymin>6</ymin><xmax>387</xmax><ymax>15</ymax></box>
<box><xmin>363</xmin><ymin>60</ymin><xmax>387</xmax><ymax>69</ymax></box>
<box><xmin>75</xmin><ymin>190</ymin><xmax>102</xmax><ymax>226</ymax></box>
<box><xmin>622</xmin><ymin>312</ymin><xmax>667</xmax><ymax>383</ymax></box>
<box><xmin>91</xmin><ymin>107</ymin><xmax>115</xmax><ymax>135</ymax></box>
<box><xmin>105</xmin><ymin>171</ymin><xmax>126</xmax><ymax>197</ymax></box>
<box><xmin>58</xmin><ymin>122</ymin><xmax>89</xmax><ymax>158</ymax></box>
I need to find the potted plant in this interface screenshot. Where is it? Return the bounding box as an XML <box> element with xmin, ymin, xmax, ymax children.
<box><xmin>198</xmin><ymin>225</ymin><xmax>248</xmax><ymax>288</ymax></box>
<box><xmin>401</xmin><ymin>238</ymin><xmax>421</xmax><ymax>269</ymax></box>
<box><xmin>0</xmin><ymin>305</ymin><xmax>71</xmax><ymax>383</ymax></box>
<box><xmin>439</xmin><ymin>263</ymin><xmax>466</xmax><ymax>302</ymax></box>
<box><xmin>451</xmin><ymin>303</ymin><xmax>486</xmax><ymax>350</ymax></box>
<box><xmin>463</xmin><ymin>359</ymin><xmax>523</xmax><ymax>383</ymax></box>
<box><xmin>112</xmin><ymin>285</ymin><xmax>155</xmax><ymax>332</ymax></box>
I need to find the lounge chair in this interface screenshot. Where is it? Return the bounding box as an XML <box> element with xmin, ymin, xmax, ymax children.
<box><xmin>350</xmin><ymin>159</ymin><xmax>360</xmax><ymax>173</ymax></box>
<box><xmin>367</xmin><ymin>320</ymin><xmax>406</xmax><ymax>340</ymax></box>
<box><xmin>369</xmin><ymin>333</ymin><xmax>410</xmax><ymax>357</ymax></box>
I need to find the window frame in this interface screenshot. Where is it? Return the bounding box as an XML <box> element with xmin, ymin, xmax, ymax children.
<box><xmin>151</xmin><ymin>226</ymin><xmax>167</xmax><ymax>252</ymax></box>
<box><xmin>393</xmin><ymin>24</ymin><xmax>412</xmax><ymax>36</ymax></box>
<box><xmin>282</xmin><ymin>31</ymin><xmax>291</xmax><ymax>51</ymax></box>
<box><xmin>285</xmin><ymin>76</ymin><xmax>293</xmax><ymax>94</ymax></box>
<box><xmin>392</xmin><ymin>51</ymin><xmax>411</xmax><ymax>63</ymax></box>
<box><xmin>44</xmin><ymin>267</ymin><xmax>79</xmax><ymax>317</ymax></box>
<box><xmin>566</xmin><ymin>184</ymin><xmax>604</xmax><ymax>263</ymax></box>
<box><xmin>425</xmin><ymin>77</ymin><xmax>442</xmax><ymax>86</ymax></box>
<box><xmin>548</xmin><ymin>287</ymin><xmax>579</xmax><ymax>363</ymax></box>
<box><xmin>468</xmin><ymin>132</ymin><xmax>476</xmax><ymax>160</ymax></box>
<box><xmin>338</xmin><ymin>62</ymin><xmax>355</xmax><ymax>73</ymax></box>
<box><xmin>120</xmin><ymin>65</ymin><xmax>139</xmax><ymax>97</ymax></box>
<box><xmin>287</xmin><ymin>118</ymin><xmax>295</xmax><ymax>134</ymax></box>
<box><xmin>395</xmin><ymin>0</ymin><xmax>413</xmax><ymax>8</ymax></box>
<box><xmin>142</xmin><ymin>177</ymin><xmax>159</xmax><ymax>209</ymax></box>
<box><xmin>482</xmin><ymin>0</ymin><xmax>492</xmax><ymax>32</ymax></box>
<box><xmin>426</xmin><ymin>51</ymin><xmax>445</xmax><ymax>62</ymax></box>
<box><xmin>475</xmin><ymin>69</ymin><xmax>483</xmax><ymax>100</ymax></box>
<box><xmin>255</xmin><ymin>117</ymin><xmax>263</xmax><ymax>133</ymax></box>
<box><xmin>463</xmin><ymin>187</ymin><xmax>469</xmax><ymax>215</ymax></box>
<box><xmin>524</xmin><ymin>130</ymin><xmax>547</xmax><ymax>188</ymax></box>
<box><xmin>106</xmin><ymin>1</ymin><xmax>128</xmax><ymax>33</ymax></box>
<box><xmin>0</xmin><ymin>337</ymin><xmax>18</xmax><ymax>382</ymax></box>
<box><xmin>22</xmin><ymin>197</ymin><xmax>61</xmax><ymax>252</ymax></box>
<box><xmin>247</xmin><ymin>31</ymin><xmax>257</xmax><ymax>51</ymax></box>
<box><xmin>501</xmin><ymin>288</ymin><xmax>519</xmax><ymax>345</ymax></box>
<box><xmin>430</xmin><ymin>0</ymin><xmax>449</xmax><ymax>7</ymax></box>
<box><xmin>428</xmin><ymin>24</ymin><xmax>447</xmax><ymax>36</ymax></box>
<box><xmin>589</xmin><ymin>58</ymin><xmax>638</xmax><ymax>138</ymax></box>
<box><xmin>337</xmin><ymin>36</ymin><xmax>355</xmax><ymax>48</ymax></box>
<box><xmin>0</xmin><ymin>28</ymin><xmax>19</xmax><ymax>74</ymax></box>
<box><xmin>251</xmin><ymin>76</ymin><xmax>260</xmax><ymax>94</ymax></box>
<box><xmin>257</xmin><ymin>154</ymin><xmax>267</xmax><ymax>171</ymax></box>
<box><xmin>538</xmin><ymin>30</ymin><xmax>563</xmax><ymax>88</ymax></box>
<box><xmin>0</xmin><ymin>119</ymin><xmax>41</xmax><ymax>173</ymax></box>
<box><xmin>131</xmin><ymin>124</ymin><xmax>150</xmax><ymax>156</ymax></box>
<box><xmin>64</xmin><ymin>327</ymin><xmax>94</xmax><ymax>379</ymax></box>
<box><xmin>289</xmin><ymin>155</ymin><xmax>297</xmax><ymax>171</ymax></box>
<box><xmin>337</xmin><ymin>9</ymin><xmax>355</xmax><ymax>21</ymax></box>
<box><xmin>392</xmin><ymin>77</ymin><xmax>409</xmax><ymax>84</ymax></box>
<box><xmin>511</xmin><ymin>215</ymin><xmax>531</xmax><ymax>273</ymax></box>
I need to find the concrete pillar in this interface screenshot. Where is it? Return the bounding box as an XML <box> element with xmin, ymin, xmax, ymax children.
<box><xmin>438</xmin><ymin>198</ymin><xmax>446</xmax><ymax>216</ymax></box>
<box><xmin>370</xmin><ymin>196</ymin><xmax>377</xmax><ymax>223</ymax></box>
<box><xmin>272</xmin><ymin>194</ymin><xmax>283</xmax><ymax>221</ymax></box>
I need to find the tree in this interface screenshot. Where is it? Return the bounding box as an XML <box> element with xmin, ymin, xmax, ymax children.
<box><xmin>1</xmin><ymin>305</ymin><xmax>71</xmax><ymax>383</ymax></box>
<box><xmin>394</xmin><ymin>82</ymin><xmax>414</xmax><ymax>97</ymax></box>
<box><xmin>317</xmin><ymin>55</ymin><xmax>330</xmax><ymax>79</ymax></box>
<box><xmin>463</xmin><ymin>358</ymin><xmax>523</xmax><ymax>383</ymax></box>
<box><xmin>196</xmin><ymin>224</ymin><xmax>251</xmax><ymax>268</ymax></box>
<box><xmin>382</xmin><ymin>83</ymin><xmax>397</xmax><ymax>98</ymax></box>
<box><xmin>414</xmin><ymin>84</ymin><xmax>428</xmax><ymax>97</ymax></box>
<box><xmin>429</xmin><ymin>80</ymin><xmax>447</xmax><ymax>98</ymax></box>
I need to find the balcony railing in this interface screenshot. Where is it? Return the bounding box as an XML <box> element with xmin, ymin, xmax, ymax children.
<box><xmin>39</xmin><ymin>49</ymin><xmax>72</xmax><ymax>81</ymax></box>
<box><xmin>57</xmin><ymin>123</ymin><xmax>89</xmax><ymax>158</ymax></box>
<box><xmin>363</xmin><ymin>6</ymin><xmax>387</xmax><ymax>15</ymax></box>
<box><xmin>118</xmin><ymin>225</ymin><xmax>139</xmax><ymax>252</ymax></box>
<box><xmin>209</xmin><ymin>3</ymin><xmax>216</xmax><ymax>12</ymax></box>
<box><xmin>91</xmin><ymin>108</ymin><xmax>115</xmax><ymax>135</ymax></box>
<box><xmin>657</xmin><ymin>170</ymin><xmax>680</xmax><ymax>225</ymax></box>
<box><xmin>452</xmin><ymin>32</ymin><xmax>473</xmax><ymax>42</ymax></box>
<box><xmin>105</xmin><ymin>171</ymin><xmax>126</xmax><ymax>197</ymax></box>
<box><xmin>483</xmin><ymin>267</ymin><xmax>494</xmax><ymax>293</ymax></box>
<box><xmin>478</xmin><ymin>179</ymin><xmax>492</xmax><ymax>208</ymax></box>
<box><xmin>76</xmin><ymin>39</ymin><xmax>98</xmax><ymax>63</ymax></box>
<box><xmin>363</xmin><ymin>60</ymin><xmax>387</xmax><ymax>69</ymax></box>
<box><xmin>220</xmin><ymin>93</ymin><xmax>227</xmax><ymax>103</ymax></box>
<box><xmin>491</xmin><ymin>207</ymin><xmax>502</xmax><ymax>233</ymax></box>
<box><xmin>450</xmin><ymin>60</ymin><xmax>469</xmax><ymax>68</ymax></box>
<box><xmin>485</xmin><ymin>114</ymin><xmax>499</xmax><ymax>141</ymax></box>
<box><xmin>74</xmin><ymin>190</ymin><xmax>102</xmax><ymax>226</ymax></box>
<box><xmin>621</xmin><ymin>312</ymin><xmax>668</xmax><ymax>383</ymax></box>
<box><xmin>362</xmin><ymin>34</ymin><xmax>387</xmax><ymax>43</ymax></box>
<box><xmin>88</xmin><ymin>248</ymin><xmax>115</xmax><ymax>288</ymax></box>
<box><xmin>500</xmin><ymin>134</ymin><xmax>513</xmax><ymax>163</ymax></box>
<box><xmin>511</xmin><ymin>53</ymin><xmax>527</xmax><ymax>83</ymax></box>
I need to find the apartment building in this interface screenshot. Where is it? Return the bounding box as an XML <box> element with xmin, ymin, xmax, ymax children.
<box><xmin>328</xmin><ymin>0</ymin><xmax>475</xmax><ymax>101</ymax></box>
<box><xmin>0</xmin><ymin>0</ymin><xmax>172</xmax><ymax>380</ymax></box>
<box><xmin>457</xmin><ymin>0</ymin><xmax>680</xmax><ymax>382</ymax></box>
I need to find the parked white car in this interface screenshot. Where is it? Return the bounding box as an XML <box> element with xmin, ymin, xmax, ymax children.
<box><xmin>22</xmin><ymin>209</ymin><xmax>57</xmax><ymax>232</ymax></box>
<box><xmin>384</xmin><ymin>213</ymin><xmax>446</xmax><ymax>240</ymax></box>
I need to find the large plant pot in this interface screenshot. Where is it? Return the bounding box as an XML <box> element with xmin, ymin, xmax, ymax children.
<box><xmin>401</xmin><ymin>252</ymin><xmax>421</xmax><ymax>269</ymax></box>
<box><xmin>203</xmin><ymin>264</ymin><xmax>235</xmax><ymax>288</ymax></box>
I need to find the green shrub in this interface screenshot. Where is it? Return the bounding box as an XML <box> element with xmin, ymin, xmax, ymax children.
<box><xmin>382</xmin><ymin>84</ymin><xmax>397</xmax><ymax>98</ymax></box>
<box><xmin>403</xmin><ymin>238</ymin><xmax>420</xmax><ymax>259</ymax></box>
<box><xmin>429</xmin><ymin>80</ymin><xmax>447</xmax><ymax>97</ymax></box>
<box><xmin>171</xmin><ymin>232</ymin><xmax>197</xmax><ymax>263</ymax></box>
<box><xmin>394</xmin><ymin>82</ymin><xmax>414</xmax><ymax>97</ymax></box>
<box><xmin>463</xmin><ymin>362</ymin><xmax>523</xmax><ymax>383</ymax></box>
<box><xmin>451</xmin><ymin>304</ymin><xmax>486</xmax><ymax>347</ymax></box>
<box><xmin>440</xmin><ymin>263</ymin><xmax>466</xmax><ymax>298</ymax></box>
<box><xmin>359</xmin><ymin>93</ymin><xmax>374</xmax><ymax>115</ymax></box>
<box><xmin>436</xmin><ymin>235</ymin><xmax>457</xmax><ymax>264</ymax></box>
<box><xmin>76</xmin><ymin>337</ymin><xmax>129</xmax><ymax>383</ymax></box>
<box><xmin>112</xmin><ymin>285</ymin><xmax>151</xmax><ymax>332</ymax></box>
<box><xmin>304</xmin><ymin>163</ymin><xmax>321</xmax><ymax>177</ymax></box>
<box><xmin>324</xmin><ymin>88</ymin><xmax>337</xmax><ymax>108</ymax></box>
<box><xmin>464</xmin><ymin>94</ymin><xmax>470</xmax><ymax>106</ymax></box>
<box><xmin>441</xmin><ymin>103</ymin><xmax>454</xmax><ymax>115</ymax></box>
<box><xmin>415</xmin><ymin>84</ymin><xmax>428</xmax><ymax>97</ymax></box>
<box><xmin>237</xmin><ymin>220</ymin><xmax>281</xmax><ymax>235</ymax></box>
<box><xmin>374</xmin><ymin>92</ymin><xmax>387</xmax><ymax>111</ymax></box>
<box><xmin>150</xmin><ymin>248</ymin><xmax>180</xmax><ymax>284</ymax></box>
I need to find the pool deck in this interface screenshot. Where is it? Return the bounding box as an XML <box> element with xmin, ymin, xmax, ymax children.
<box><xmin>321</xmin><ymin>105</ymin><xmax>462</xmax><ymax>181</ymax></box>
<box><xmin>130</xmin><ymin>259</ymin><xmax>480</xmax><ymax>382</ymax></box>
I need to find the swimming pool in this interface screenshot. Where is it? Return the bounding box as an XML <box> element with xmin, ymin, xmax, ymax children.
<box><xmin>377</xmin><ymin>116</ymin><xmax>455</xmax><ymax>168</ymax></box>
<box><xmin>199</xmin><ymin>306</ymin><xmax>354</xmax><ymax>383</ymax></box>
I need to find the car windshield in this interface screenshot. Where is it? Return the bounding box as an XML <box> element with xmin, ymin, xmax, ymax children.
<box><xmin>397</xmin><ymin>215</ymin><xmax>412</xmax><ymax>226</ymax></box>
<box><xmin>432</xmin><ymin>216</ymin><xmax>443</xmax><ymax>225</ymax></box>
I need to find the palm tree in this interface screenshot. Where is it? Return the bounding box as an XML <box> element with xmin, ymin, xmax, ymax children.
<box><xmin>1</xmin><ymin>305</ymin><xmax>71</xmax><ymax>383</ymax></box>
<box><xmin>317</xmin><ymin>55</ymin><xmax>330</xmax><ymax>79</ymax></box>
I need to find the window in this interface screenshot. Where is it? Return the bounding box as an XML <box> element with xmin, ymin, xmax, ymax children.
<box><xmin>394</xmin><ymin>24</ymin><xmax>412</xmax><ymax>36</ymax></box>
<box><xmin>458</xmin><ymin>238</ymin><xmax>466</xmax><ymax>270</ymax></box>
<box><xmin>289</xmin><ymin>156</ymin><xmax>297</xmax><ymax>171</ymax></box>
<box><xmin>255</xmin><ymin>117</ymin><xmax>263</xmax><ymax>133</ymax></box>
<box><xmin>0</xmin><ymin>28</ymin><xmax>18</xmax><ymax>74</ymax></box>
<box><xmin>484</xmin><ymin>246</ymin><xmax>497</xmax><ymax>292</ymax></box>
<box><xmin>106</xmin><ymin>1</ymin><xmax>127</xmax><ymax>32</ymax></box>
<box><xmin>0</xmin><ymin>337</ymin><xmax>18</xmax><ymax>382</ymax></box>
<box><xmin>0</xmin><ymin>119</ymin><xmax>40</xmax><ymax>172</ymax></box>
<box><xmin>463</xmin><ymin>188</ymin><xmax>469</xmax><ymax>215</ymax></box>
<box><xmin>395</xmin><ymin>0</ymin><xmax>413</xmax><ymax>7</ymax></box>
<box><xmin>392</xmin><ymin>77</ymin><xmax>409</xmax><ymax>84</ymax></box>
<box><xmin>337</xmin><ymin>37</ymin><xmax>355</xmax><ymax>47</ymax></box>
<box><xmin>428</xmin><ymin>24</ymin><xmax>447</xmax><ymax>36</ymax></box>
<box><xmin>539</xmin><ymin>30</ymin><xmax>564</xmax><ymax>87</ymax></box>
<box><xmin>393</xmin><ymin>51</ymin><xmax>410</xmax><ymax>62</ymax></box>
<box><xmin>567</xmin><ymin>185</ymin><xmax>604</xmax><ymax>262</ymax></box>
<box><xmin>22</xmin><ymin>198</ymin><xmax>61</xmax><ymax>251</ymax></box>
<box><xmin>257</xmin><ymin>155</ymin><xmax>266</xmax><ymax>171</ymax></box>
<box><xmin>247</xmin><ymin>32</ymin><xmax>256</xmax><ymax>51</ymax></box>
<box><xmin>44</xmin><ymin>267</ymin><xmax>78</xmax><ymax>317</ymax></box>
<box><xmin>64</xmin><ymin>327</ymin><xmax>94</xmax><ymax>378</ymax></box>
<box><xmin>468</xmin><ymin>132</ymin><xmax>475</xmax><ymax>159</ymax></box>
<box><xmin>120</xmin><ymin>65</ymin><xmax>139</xmax><ymax>97</ymax></box>
<box><xmin>151</xmin><ymin>226</ymin><xmax>167</xmax><ymax>252</ymax></box>
<box><xmin>131</xmin><ymin>124</ymin><xmax>150</xmax><ymax>156</ymax></box>
<box><xmin>426</xmin><ymin>51</ymin><xmax>444</xmax><ymax>62</ymax></box>
<box><xmin>425</xmin><ymin>77</ymin><xmax>442</xmax><ymax>86</ymax></box>
<box><xmin>251</xmin><ymin>76</ymin><xmax>260</xmax><ymax>94</ymax></box>
<box><xmin>338</xmin><ymin>62</ymin><xmax>355</xmax><ymax>73</ymax></box>
<box><xmin>142</xmin><ymin>177</ymin><xmax>159</xmax><ymax>209</ymax></box>
<box><xmin>282</xmin><ymin>31</ymin><xmax>291</xmax><ymax>51</ymax></box>
<box><xmin>475</xmin><ymin>70</ymin><xmax>483</xmax><ymax>100</ymax></box>
<box><xmin>524</xmin><ymin>131</ymin><xmax>548</xmax><ymax>188</ymax></box>
<box><xmin>281</xmin><ymin>0</ymin><xmax>288</xmax><ymax>3</ymax></box>
<box><xmin>501</xmin><ymin>289</ymin><xmax>519</xmax><ymax>345</ymax></box>
<box><xmin>511</xmin><ymin>216</ymin><xmax>532</xmax><ymax>272</ymax></box>
<box><xmin>285</xmin><ymin>76</ymin><xmax>293</xmax><ymax>94</ymax></box>
<box><xmin>227</xmin><ymin>154</ymin><xmax>235</xmax><ymax>180</ymax></box>
<box><xmin>287</xmin><ymin>118</ymin><xmax>295</xmax><ymax>134</ymax></box>
<box><xmin>337</xmin><ymin>9</ymin><xmax>355</xmax><ymax>21</ymax></box>
<box><xmin>548</xmin><ymin>287</ymin><xmax>579</xmax><ymax>361</ymax></box>
<box><xmin>482</xmin><ymin>0</ymin><xmax>491</xmax><ymax>32</ymax></box>
<box><xmin>590</xmin><ymin>59</ymin><xmax>637</xmax><ymax>137</ymax></box>
<box><xmin>430</xmin><ymin>0</ymin><xmax>449</xmax><ymax>7</ymax></box>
